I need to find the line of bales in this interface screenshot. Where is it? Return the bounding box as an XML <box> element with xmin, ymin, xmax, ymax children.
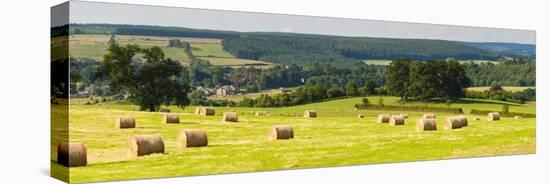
<box><xmin>56</xmin><ymin>108</ymin><xmax>519</xmax><ymax>167</ymax></box>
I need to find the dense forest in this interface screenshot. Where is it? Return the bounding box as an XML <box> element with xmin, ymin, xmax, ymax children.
<box><xmin>222</xmin><ymin>35</ymin><xmax>503</xmax><ymax>66</ymax></box>
<box><xmin>385</xmin><ymin>58</ymin><xmax>471</xmax><ymax>101</ymax></box>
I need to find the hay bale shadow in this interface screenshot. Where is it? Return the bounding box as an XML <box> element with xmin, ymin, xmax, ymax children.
<box><xmin>135</xmin><ymin>126</ymin><xmax>161</xmax><ymax>129</ymax></box>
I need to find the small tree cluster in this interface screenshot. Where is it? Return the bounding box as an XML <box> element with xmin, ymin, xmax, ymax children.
<box><xmin>385</xmin><ymin>58</ymin><xmax>471</xmax><ymax>101</ymax></box>
<box><xmin>99</xmin><ymin>44</ymin><xmax>190</xmax><ymax>111</ymax></box>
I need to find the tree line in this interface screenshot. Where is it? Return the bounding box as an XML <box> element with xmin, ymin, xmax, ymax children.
<box><xmin>463</xmin><ymin>57</ymin><xmax>535</xmax><ymax>86</ymax></box>
<box><xmin>465</xmin><ymin>85</ymin><xmax>535</xmax><ymax>103</ymax></box>
<box><xmin>71</xmin><ymin>55</ymin><xmax>534</xmax><ymax>103</ymax></box>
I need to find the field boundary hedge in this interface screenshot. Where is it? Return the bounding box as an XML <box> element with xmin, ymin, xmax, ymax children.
<box><xmin>354</xmin><ymin>104</ymin><xmax>464</xmax><ymax>114</ymax></box>
<box><xmin>469</xmin><ymin>109</ymin><xmax>536</xmax><ymax>118</ymax></box>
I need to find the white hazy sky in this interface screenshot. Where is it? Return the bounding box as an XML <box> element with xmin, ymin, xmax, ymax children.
<box><xmin>58</xmin><ymin>1</ymin><xmax>535</xmax><ymax>44</ymax></box>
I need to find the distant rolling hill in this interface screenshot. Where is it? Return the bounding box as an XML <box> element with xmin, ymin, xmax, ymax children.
<box><xmin>463</xmin><ymin>42</ymin><xmax>535</xmax><ymax>58</ymax></box>
<box><xmin>60</xmin><ymin>24</ymin><xmax>535</xmax><ymax>66</ymax></box>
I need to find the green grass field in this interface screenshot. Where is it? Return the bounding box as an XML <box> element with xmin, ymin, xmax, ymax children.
<box><xmin>52</xmin><ymin>96</ymin><xmax>535</xmax><ymax>183</ymax></box>
<box><xmin>467</xmin><ymin>86</ymin><xmax>535</xmax><ymax>92</ymax></box>
<box><xmin>66</xmin><ymin>35</ymin><xmax>191</xmax><ymax>63</ymax></box>
<box><xmin>191</xmin><ymin>44</ymin><xmax>234</xmax><ymax>58</ymax></box>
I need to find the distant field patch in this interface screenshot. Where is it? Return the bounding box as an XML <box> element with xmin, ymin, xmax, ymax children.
<box><xmin>62</xmin><ymin>34</ymin><xmax>274</xmax><ymax>67</ymax></box>
<box><xmin>67</xmin><ymin>34</ymin><xmax>192</xmax><ymax>63</ymax></box>
<box><xmin>190</xmin><ymin>44</ymin><xmax>234</xmax><ymax>58</ymax></box>
<box><xmin>467</xmin><ymin>86</ymin><xmax>535</xmax><ymax>92</ymax></box>
<box><xmin>197</xmin><ymin>57</ymin><xmax>276</xmax><ymax>68</ymax></box>
<box><xmin>363</xmin><ymin>60</ymin><xmax>393</xmax><ymax>65</ymax></box>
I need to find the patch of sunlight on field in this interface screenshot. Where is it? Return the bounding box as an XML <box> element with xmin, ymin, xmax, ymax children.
<box><xmin>191</xmin><ymin>44</ymin><xmax>234</xmax><ymax>58</ymax></box>
<box><xmin>54</xmin><ymin>96</ymin><xmax>535</xmax><ymax>183</ymax></box>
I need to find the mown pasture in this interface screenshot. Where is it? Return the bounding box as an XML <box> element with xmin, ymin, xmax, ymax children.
<box><xmin>52</xmin><ymin>96</ymin><xmax>535</xmax><ymax>183</ymax></box>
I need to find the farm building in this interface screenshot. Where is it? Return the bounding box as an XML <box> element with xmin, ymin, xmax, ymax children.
<box><xmin>216</xmin><ymin>86</ymin><xmax>236</xmax><ymax>96</ymax></box>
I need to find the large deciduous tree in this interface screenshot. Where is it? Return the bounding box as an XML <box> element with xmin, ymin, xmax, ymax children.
<box><xmin>385</xmin><ymin>57</ymin><xmax>411</xmax><ymax>100</ymax></box>
<box><xmin>386</xmin><ymin>57</ymin><xmax>470</xmax><ymax>101</ymax></box>
<box><xmin>100</xmin><ymin>44</ymin><xmax>190</xmax><ymax>111</ymax></box>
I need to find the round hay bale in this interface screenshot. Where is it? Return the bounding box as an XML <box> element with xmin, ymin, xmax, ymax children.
<box><xmin>268</xmin><ymin>125</ymin><xmax>294</xmax><ymax>140</ymax></box>
<box><xmin>116</xmin><ymin>117</ymin><xmax>136</xmax><ymax>129</ymax></box>
<box><xmin>255</xmin><ymin>111</ymin><xmax>271</xmax><ymax>116</ymax></box>
<box><xmin>177</xmin><ymin>129</ymin><xmax>208</xmax><ymax>149</ymax></box>
<box><xmin>488</xmin><ymin>112</ymin><xmax>501</xmax><ymax>121</ymax></box>
<box><xmin>416</xmin><ymin>118</ymin><xmax>437</xmax><ymax>131</ymax></box>
<box><xmin>443</xmin><ymin>116</ymin><xmax>468</xmax><ymax>130</ymax></box>
<box><xmin>163</xmin><ymin>114</ymin><xmax>179</xmax><ymax>124</ymax></box>
<box><xmin>514</xmin><ymin>116</ymin><xmax>522</xmax><ymax>119</ymax></box>
<box><xmin>194</xmin><ymin>107</ymin><xmax>201</xmax><ymax>115</ymax></box>
<box><xmin>474</xmin><ymin>117</ymin><xmax>481</xmax><ymax>120</ymax></box>
<box><xmin>457</xmin><ymin>116</ymin><xmax>468</xmax><ymax>127</ymax></box>
<box><xmin>358</xmin><ymin>114</ymin><xmax>365</xmax><ymax>118</ymax></box>
<box><xmin>400</xmin><ymin>114</ymin><xmax>409</xmax><ymax>119</ymax></box>
<box><xmin>303</xmin><ymin>110</ymin><xmax>317</xmax><ymax>118</ymax></box>
<box><xmin>389</xmin><ymin>115</ymin><xmax>405</xmax><ymax>126</ymax></box>
<box><xmin>57</xmin><ymin>143</ymin><xmax>87</xmax><ymax>167</ymax></box>
<box><xmin>223</xmin><ymin>112</ymin><xmax>238</xmax><ymax>122</ymax></box>
<box><xmin>423</xmin><ymin>113</ymin><xmax>436</xmax><ymax>119</ymax></box>
<box><xmin>159</xmin><ymin>108</ymin><xmax>171</xmax><ymax>113</ymax></box>
<box><xmin>126</xmin><ymin>134</ymin><xmax>165</xmax><ymax>157</ymax></box>
<box><xmin>377</xmin><ymin>114</ymin><xmax>390</xmax><ymax>123</ymax></box>
<box><xmin>201</xmin><ymin>108</ymin><xmax>215</xmax><ymax>116</ymax></box>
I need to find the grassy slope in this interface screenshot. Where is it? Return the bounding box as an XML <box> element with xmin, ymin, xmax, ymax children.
<box><xmin>191</xmin><ymin>44</ymin><xmax>234</xmax><ymax>58</ymax></box>
<box><xmin>68</xmin><ymin>35</ymin><xmax>191</xmax><ymax>64</ymax></box>
<box><xmin>52</xmin><ymin>97</ymin><xmax>535</xmax><ymax>183</ymax></box>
